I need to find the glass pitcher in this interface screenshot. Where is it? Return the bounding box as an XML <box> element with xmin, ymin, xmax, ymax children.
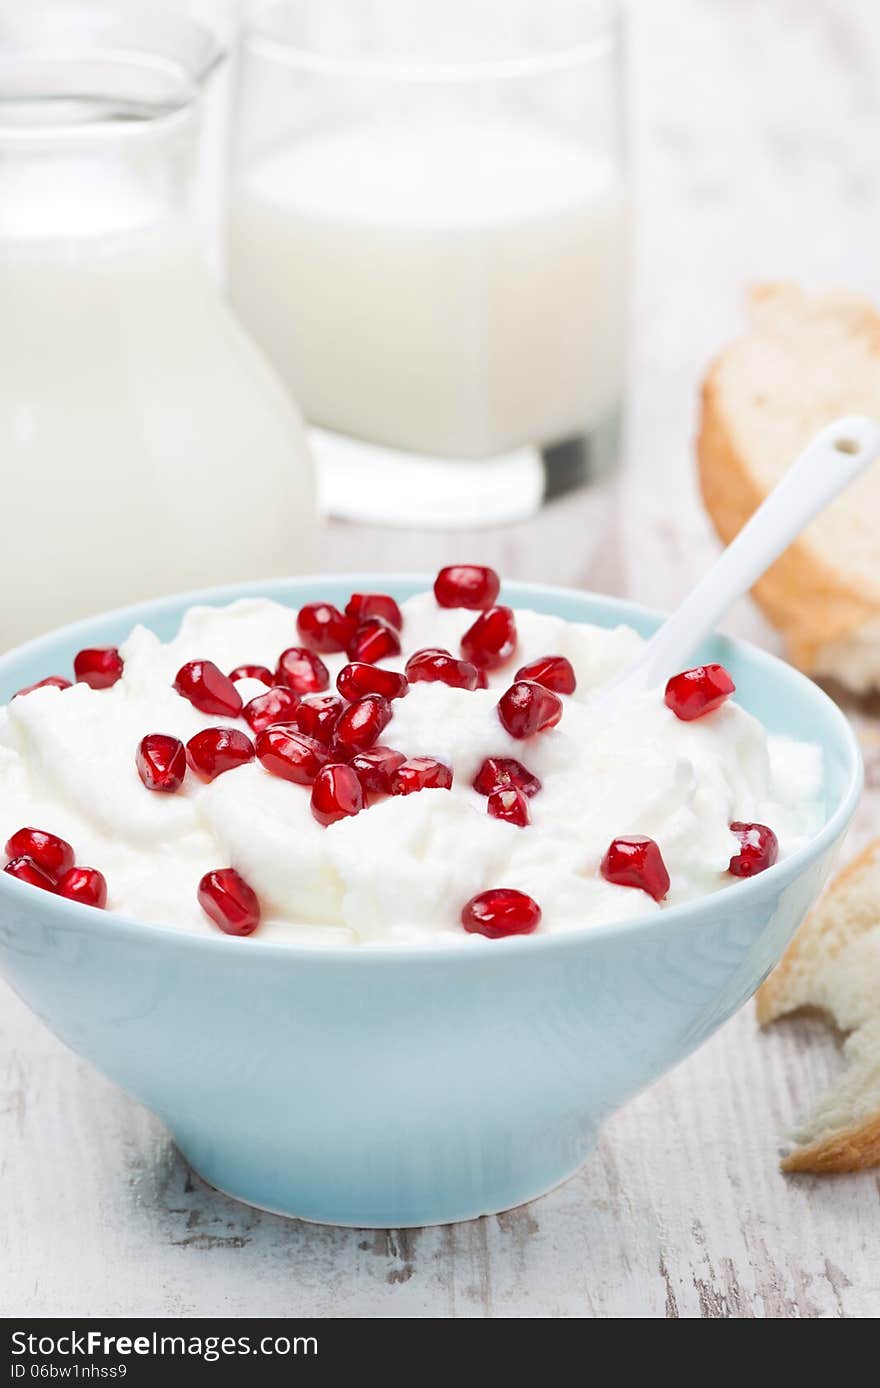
<box><xmin>0</xmin><ymin>5</ymin><xmax>315</xmax><ymax>651</ymax></box>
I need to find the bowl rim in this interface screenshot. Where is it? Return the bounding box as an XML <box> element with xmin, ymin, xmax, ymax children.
<box><xmin>0</xmin><ymin>572</ymin><xmax>863</xmax><ymax>965</ymax></box>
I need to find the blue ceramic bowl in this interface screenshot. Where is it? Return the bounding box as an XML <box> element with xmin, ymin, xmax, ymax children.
<box><xmin>0</xmin><ymin>576</ymin><xmax>862</xmax><ymax>1227</ymax></box>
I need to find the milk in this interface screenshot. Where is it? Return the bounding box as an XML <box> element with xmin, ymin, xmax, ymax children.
<box><xmin>228</xmin><ymin>122</ymin><xmax>629</xmax><ymax>459</ymax></box>
<box><xmin>0</xmin><ymin>159</ymin><xmax>315</xmax><ymax>651</ymax></box>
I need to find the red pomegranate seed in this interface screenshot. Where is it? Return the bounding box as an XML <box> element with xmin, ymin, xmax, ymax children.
<box><xmin>390</xmin><ymin>757</ymin><xmax>453</xmax><ymax>795</ymax></box>
<box><xmin>174</xmin><ymin>660</ymin><xmax>242</xmax><ymax>717</ymax></box>
<box><xmin>3</xmin><ymin>855</ymin><xmax>57</xmax><ymax>892</ymax></box>
<box><xmin>331</xmin><ymin>695</ymin><xmax>393</xmax><ymax>756</ymax></box>
<box><xmin>434</xmin><ymin>565</ymin><xmax>500</xmax><ymax>610</ymax></box>
<box><xmin>474</xmin><ymin>668</ymin><xmax>489</xmax><ymax>689</ymax></box>
<box><xmin>296</xmin><ymin>602</ymin><xmax>356</xmax><ymax>654</ymax></box>
<box><xmin>729</xmin><ymin>821</ymin><xmax>779</xmax><ymax>878</ymax></box>
<box><xmin>664</xmin><ymin>664</ymin><xmax>735</xmax><ymax>721</ymax></box>
<box><xmin>346</xmin><ymin>618</ymin><xmax>401</xmax><ymax>666</ymax></box>
<box><xmin>337</xmin><ymin>662</ymin><xmax>408</xmax><ymax>702</ymax></box>
<box><xmin>255</xmin><ymin>726</ymin><xmax>329</xmax><ymax>784</ymax></box>
<box><xmin>56</xmin><ymin>866</ymin><xmax>107</xmax><ymax>910</ymax></box>
<box><xmin>136</xmin><ymin>733</ymin><xmax>187</xmax><ymax>793</ymax></box>
<box><xmin>242</xmin><ymin>685</ymin><xmax>300</xmax><ymax>734</ymax></box>
<box><xmin>515</xmin><ymin>654</ymin><xmax>576</xmax><ymax>696</ymax></box>
<box><xmin>310</xmin><ymin>763</ymin><xmax>365</xmax><ymax>826</ymax></box>
<box><xmin>229</xmin><ymin>664</ymin><xmax>274</xmax><ymax>686</ymax></box>
<box><xmin>461</xmin><ymin>606</ymin><xmax>517</xmax><ymax>671</ymax></box>
<box><xmin>345</xmin><ymin>592</ymin><xmax>403</xmax><ymax>631</ymax></box>
<box><xmin>12</xmin><ymin>675</ymin><xmax>71</xmax><ymax>699</ymax></box>
<box><xmin>4</xmin><ymin>827</ymin><xmax>74</xmax><ymax>880</ymax></box>
<box><xmin>197</xmin><ymin>868</ymin><xmax>260</xmax><ymax>936</ymax></box>
<box><xmin>461</xmin><ymin>888</ymin><xmax>541</xmax><ymax>939</ymax></box>
<box><xmin>186</xmin><ymin>727</ymin><xmax>255</xmax><ymax>782</ymax></box>
<box><xmin>73</xmin><ymin>646</ymin><xmax>123</xmax><ymax>690</ymax></box>
<box><xmin>275</xmin><ymin>646</ymin><xmax>330</xmax><ymax>695</ymax></box>
<box><xmin>472</xmin><ymin>756</ymin><xmax>542</xmax><ymax>798</ymax></box>
<box><xmin>487</xmin><ymin>787</ymin><xmax>530</xmax><ymax>827</ymax></box>
<box><xmin>349</xmin><ymin>745</ymin><xmax>407</xmax><ymax>794</ymax></box>
<box><xmin>405</xmin><ymin>647</ymin><xmax>481</xmax><ymax>691</ymax></box>
<box><xmin>600</xmin><ymin>837</ymin><xmax>670</xmax><ymax>902</ymax></box>
<box><xmin>497</xmin><ymin>680</ymin><xmax>563</xmax><ymax>738</ymax></box>
<box><xmin>291</xmin><ymin>693</ymin><xmax>345</xmax><ymax>746</ymax></box>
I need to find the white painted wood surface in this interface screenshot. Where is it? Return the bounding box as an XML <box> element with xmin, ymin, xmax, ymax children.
<box><xmin>3</xmin><ymin>0</ymin><xmax>880</xmax><ymax>1318</ymax></box>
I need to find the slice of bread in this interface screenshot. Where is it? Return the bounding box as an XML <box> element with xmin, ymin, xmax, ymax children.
<box><xmin>756</xmin><ymin>838</ymin><xmax>880</xmax><ymax>1172</ymax></box>
<box><xmin>698</xmin><ymin>284</ymin><xmax>880</xmax><ymax>692</ymax></box>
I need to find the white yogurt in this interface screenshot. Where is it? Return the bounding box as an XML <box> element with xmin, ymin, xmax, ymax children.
<box><xmin>0</xmin><ymin>594</ymin><xmax>823</xmax><ymax>946</ymax></box>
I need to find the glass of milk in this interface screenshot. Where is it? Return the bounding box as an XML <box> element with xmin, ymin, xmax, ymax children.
<box><xmin>228</xmin><ymin>0</ymin><xmax>628</xmax><ymax>527</ymax></box>
<box><xmin>0</xmin><ymin>4</ymin><xmax>316</xmax><ymax>651</ymax></box>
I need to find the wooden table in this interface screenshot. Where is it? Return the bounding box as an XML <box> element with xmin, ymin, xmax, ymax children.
<box><xmin>3</xmin><ymin>0</ymin><xmax>880</xmax><ymax>1318</ymax></box>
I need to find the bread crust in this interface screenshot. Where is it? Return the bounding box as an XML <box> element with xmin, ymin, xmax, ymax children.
<box><xmin>756</xmin><ymin>838</ymin><xmax>880</xmax><ymax>1172</ymax></box>
<box><xmin>780</xmin><ymin>1113</ymin><xmax>880</xmax><ymax>1174</ymax></box>
<box><xmin>697</xmin><ymin>290</ymin><xmax>880</xmax><ymax>677</ymax></box>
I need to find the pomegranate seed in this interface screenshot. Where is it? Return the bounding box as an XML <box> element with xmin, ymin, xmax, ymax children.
<box><xmin>345</xmin><ymin>592</ymin><xmax>403</xmax><ymax>631</ymax></box>
<box><xmin>291</xmin><ymin>693</ymin><xmax>344</xmax><ymax>746</ymax></box>
<box><xmin>296</xmin><ymin>602</ymin><xmax>356</xmax><ymax>654</ymax></box>
<box><xmin>186</xmin><ymin>727</ymin><xmax>255</xmax><ymax>782</ymax></box>
<box><xmin>136</xmin><ymin>733</ymin><xmax>187</xmax><ymax>793</ymax></box>
<box><xmin>197</xmin><ymin>868</ymin><xmax>260</xmax><ymax>936</ymax></box>
<box><xmin>497</xmin><ymin>680</ymin><xmax>563</xmax><ymax>738</ymax></box>
<box><xmin>600</xmin><ymin>837</ymin><xmax>670</xmax><ymax>902</ymax></box>
<box><xmin>174</xmin><ymin>660</ymin><xmax>242</xmax><ymax>717</ymax></box>
<box><xmin>474</xmin><ymin>668</ymin><xmax>489</xmax><ymax>689</ymax></box>
<box><xmin>461</xmin><ymin>606</ymin><xmax>517</xmax><ymax>671</ymax></box>
<box><xmin>729</xmin><ymin>821</ymin><xmax>779</xmax><ymax>878</ymax></box>
<box><xmin>349</xmin><ymin>745</ymin><xmax>406</xmax><ymax>794</ymax></box>
<box><xmin>331</xmin><ymin>695</ymin><xmax>393</xmax><ymax>756</ymax></box>
<box><xmin>4</xmin><ymin>827</ymin><xmax>74</xmax><ymax>880</ymax></box>
<box><xmin>275</xmin><ymin>646</ymin><xmax>330</xmax><ymax>695</ymax></box>
<box><xmin>243</xmin><ymin>686</ymin><xmax>300</xmax><ymax>734</ymax></box>
<box><xmin>390</xmin><ymin>757</ymin><xmax>453</xmax><ymax>795</ymax></box>
<box><xmin>310</xmin><ymin>763</ymin><xmax>365</xmax><ymax>826</ymax></box>
<box><xmin>3</xmin><ymin>855</ymin><xmax>57</xmax><ymax>892</ymax></box>
<box><xmin>461</xmin><ymin>888</ymin><xmax>541</xmax><ymax>939</ymax></box>
<box><xmin>255</xmin><ymin>726</ymin><xmax>329</xmax><ymax>784</ymax></box>
<box><xmin>346</xmin><ymin>618</ymin><xmax>401</xmax><ymax>666</ymax></box>
<box><xmin>472</xmin><ymin>756</ymin><xmax>542</xmax><ymax>798</ymax></box>
<box><xmin>12</xmin><ymin>675</ymin><xmax>71</xmax><ymax>699</ymax></box>
<box><xmin>434</xmin><ymin>565</ymin><xmax>500</xmax><ymax>610</ymax></box>
<box><xmin>337</xmin><ymin>662</ymin><xmax>408</xmax><ymax>702</ymax></box>
<box><xmin>405</xmin><ymin>647</ymin><xmax>480</xmax><ymax>691</ymax></box>
<box><xmin>515</xmin><ymin>654</ymin><xmax>576</xmax><ymax>696</ymax></box>
<box><xmin>56</xmin><ymin>866</ymin><xmax>107</xmax><ymax>910</ymax></box>
<box><xmin>487</xmin><ymin>786</ymin><xmax>530</xmax><ymax>826</ymax></box>
<box><xmin>229</xmin><ymin>664</ymin><xmax>273</xmax><ymax>686</ymax></box>
<box><xmin>664</xmin><ymin>664</ymin><xmax>735</xmax><ymax>721</ymax></box>
<box><xmin>73</xmin><ymin>646</ymin><xmax>123</xmax><ymax>690</ymax></box>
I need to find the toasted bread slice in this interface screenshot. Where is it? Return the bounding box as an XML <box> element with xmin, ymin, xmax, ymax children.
<box><xmin>698</xmin><ymin>284</ymin><xmax>880</xmax><ymax>692</ymax></box>
<box><xmin>757</xmin><ymin>838</ymin><xmax>880</xmax><ymax>1171</ymax></box>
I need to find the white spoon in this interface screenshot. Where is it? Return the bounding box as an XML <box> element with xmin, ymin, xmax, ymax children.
<box><xmin>595</xmin><ymin>415</ymin><xmax>880</xmax><ymax>709</ymax></box>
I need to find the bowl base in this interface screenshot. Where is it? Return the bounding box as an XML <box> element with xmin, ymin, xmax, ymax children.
<box><xmin>174</xmin><ymin>1139</ymin><xmax>595</xmax><ymax>1229</ymax></box>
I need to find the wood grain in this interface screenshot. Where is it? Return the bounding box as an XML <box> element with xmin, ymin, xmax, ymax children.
<box><xmin>3</xmin><ymin>0</ymin><xmax>880</xmax><ymax>1319</ymax></box>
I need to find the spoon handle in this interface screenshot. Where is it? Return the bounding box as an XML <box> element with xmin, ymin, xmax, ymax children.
<box><xmin>602</xmin><ymin>415</ymin><xmax>880</xmax><ymax>705</ymax></box>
